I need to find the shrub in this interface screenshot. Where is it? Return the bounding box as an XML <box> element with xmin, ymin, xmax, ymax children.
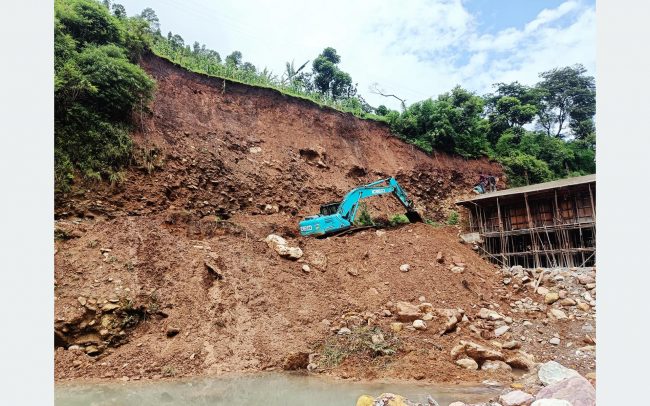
<box><xmin>446</xmin><ymin>210</ymin><xmax>459</xmax><ymax>225</ymax></box>
<box><xmin>389</xmin><ymin>214</ymin><xmax>410</xmax><ymax>226</ymax></box>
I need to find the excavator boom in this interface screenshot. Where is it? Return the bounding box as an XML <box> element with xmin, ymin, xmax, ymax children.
<box><xmin>299</xmin><ymin>177</ymin><xmax>423</xmax><ymax>237</ymax></box>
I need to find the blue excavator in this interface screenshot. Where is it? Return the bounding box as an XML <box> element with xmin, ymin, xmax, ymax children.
<box><xmin>299</xmin><ymin>177</ymin><xmax>423</xmax><ymax>237</ymax></box>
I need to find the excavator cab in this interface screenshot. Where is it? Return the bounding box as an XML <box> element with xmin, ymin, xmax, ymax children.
<box><xmin>320</xmin><ymin>202</ymin><xmax>340</xmax><ymax>216</ymax></box>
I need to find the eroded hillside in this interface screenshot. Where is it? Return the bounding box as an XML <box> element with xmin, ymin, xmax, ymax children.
<box><xmin>54</xmin><ymin>55</ymin><xmax>595</xmax><ymax>387</ymax></box>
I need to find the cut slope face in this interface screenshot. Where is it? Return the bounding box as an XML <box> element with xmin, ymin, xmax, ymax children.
<box><xmin>55</xmin><ymin>55</ymin><xmax>593</xmax><ymax>385</ymax></box>
<box><xmin>56</xmin><ymin>54</ymin><xmax>503</xmax><ymax>222</ymax></box>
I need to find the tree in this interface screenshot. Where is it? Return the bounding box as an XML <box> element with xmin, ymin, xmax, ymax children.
<box><xmin>312</xmin><ymin>47</ymin><xmax>355</xmax><ymax>99</ymax></box>
<box><xmin>111</xmin><ymin>3</ymin><xmax>126</xmax><ymax>18</ymax></box>
<box><xmin>225</xmin><ymin>51</ymin><xmax>242</xmax><ymax>67</ymax></box>
<box><xmin>375</xmin><ymin>105</ymin><xmax>389</xmax><ymax>116</ymax></box>
<box><xmin>241</xmin><ymin>62</ymin><xmax>256</xmax><ymax>73</ymax></box>
<box><xmin>484</xmin><ymin>82</ymin><xmax>539</xmax><ymax>145</ymax></box>
<box><xmin>535</xmin><ymin>65</ymin><xmax>596</xmax><ymax>138</ymax></box>
<box><xmin>55</xmin><ymin>0</ymin><xmax>122</xmax><ymax>46</ymax></box>
<box><xmin>140</xmin><ymin>7</ymin><xmax>160</xmax><ymax>33</ymax></box>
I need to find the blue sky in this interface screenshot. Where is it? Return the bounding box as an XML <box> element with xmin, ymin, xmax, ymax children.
<box><xmin>117</xmin><ymin>0</ymin><xmax>596</xmax><ymax>109</ymax></box>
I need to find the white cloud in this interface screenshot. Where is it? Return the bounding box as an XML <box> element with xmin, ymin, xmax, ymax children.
<box><xmin>121</xmin><ymin>0</ymin><xmax>596</xmax><ymax>110</ymax></box>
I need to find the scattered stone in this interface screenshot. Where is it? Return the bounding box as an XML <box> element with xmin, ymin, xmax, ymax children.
<box><xmin>371</xmin><ymin>333</ymin><xmax>385</xmax><ymax>345</ymax></box>
<box><xmin>346</xmin><ymin>267</ymin><xmax>359</xmax><ymax>277</ymax></box>
<box><xmin>436</xmin><ymin>252</ymin><xmax>444</xmax><ymax>263</ymax></box>
<box><xmin>548</xmin><ymin>309</ymin><xmax>567</xmax><ymax>320</ymax></box>
<box><xmin>382</xmin><ymin>309</ymin><xmax>392</xmax><ymax>317</ymax></box>
<box><xmin>577</xmin><ymin>275</ymin><xmax>595</xmax><ymax>285</ymax></box>
<box><xmin>77</xmin><ymin>297</ymin><xmax>87</xmax><ymax>306</ymax></box>
<box><xmin>537</xmin><ymin>287</ymin><xmax>549</xmax><ymax>295</ymax></box>
<box><xmin>536</xmin><ymin>375</ymin><xmax>595</xmax><ymax>406</ymax></box>
<box><xmin>499</xmin><ymin>390</ymin><xmax>534</xmax><ymax>406</ymax></box>
<box><xmin>368</xmin><ymin>288</ymin><xmax>379</xmax><ymax>295</ymax></box>
<box><xmin>301</xmin><ymin>264</ymin><xmax>311</xmax><ymax>273</ymax></box>
<box><xmin>85</xmin><ymin>346</ymin><xmax>100</xmax><ymax>356</ymax></box>
<box><xmin>455</xmin><ymin>358</ymin><xmax>479</xmax><ymax>370</ymax></box>
<box><xmin>67</xmin><ymin>345</ymin><xmax>81</xmax><ymax>351</ymax></box>
<box><xmin>422</xmin><ymin>313</ymin><xmax>434</xmax><ymax>321</ymax></box>
<box><xmin>395</xmin><ymin>301</ymin><xmax>422</xmax><ymax>322</ymax></box>
<box><xmin>337</xmin><ymin>327</ymin><xmax>352</xmax><ymax>335</ymax></box>
<box><xmin>390</xmin><ymin>322</ymin><xmax>403</xmax><ymax>333</ymax></box>
<box><xmin>559</xmin><ymin>298</ymin><xmax>576</xmax><ymax>306</ymax></box>
<box><xmin>544</xmin><ymin>292</ymin><xmax>560</xmax><ymax>304</ymax></box>
<box><xmin>101</xmin><ymin>303</ymin><xmax>120</xmax><ymax>312</ymax></box>
<box><xmin>72</xmin><ymin>360</ymin><xmax>82</xmax><ymax>367</ymax></box>
<box><xmin>481</xmin><ymin>360</ymin><xmax>512</xmax><ymax>372</ymax></box>
<box><xmin>450</xmin><ymin>266</ymin><xmax>464</xmax><ymax>274</ymax></box>
<box><xmin>503</xmin><ymin>340</ymin><xmax>521</xmax><ymax>350</ymax></box>
<box><xmin>538</xmin><ymin>361</ymin><xmax>581</xmax><ymax>386</ymax></box>
<box><xmin>495</xmin><ymin>326</ymin><xmax>510</xmax><ymax>337</ymax></box>
<box><xmin>549</xmin><ymin>337</ymin><xmax>560</xmax><ymax>345</ymax></box>
<box><xmin>249</xmin><ymin>146</ymin><xmax>262</xmax><ymax>154</ymax></box>
<box><xmin>166</xmin><ymin>327</ymin><xmax>180</xmax><ymax>337</ymax></box>
<box><xmin>523</xmin><ymin>321</ymin><xmax>533</xmax><ymax>327</ymax></box>
<box><xmin>577</xmin><ymin>302</ymin><xmax>590</xmax><ymax>312</ymax></box>
<box><xmin>399</xmin><ymin>264</ymin><xmax>410</xmax><ymax>272</ymax></box>
<box><xmin>504</xmin><ymin>317</ymin><xmax>513</xmax><ymax>324</ymax></box>
<box><xmin>413</xmin><ymin>319</ymin><xmax>427</xmax><ymax>330</ymax></box>
<box><xmin>478</xmin><ymin>307</ymin><xmax>504</xmax><ymax>321</ymax></box>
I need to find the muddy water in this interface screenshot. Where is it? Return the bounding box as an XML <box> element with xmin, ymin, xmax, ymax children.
<box><xmin>55</xmin><ymin>372</ymin><xmax>501</xmax><ymax>406</ymax></box>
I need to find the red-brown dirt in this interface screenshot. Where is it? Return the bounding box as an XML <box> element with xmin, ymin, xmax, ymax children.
<box><xmin>54</xmin><ymin>54</ymin><xmax>594</xmax><ymax>386</ymax></box>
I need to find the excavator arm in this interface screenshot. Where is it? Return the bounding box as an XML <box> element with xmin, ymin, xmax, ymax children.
<box><xmin>299</xmin><ymin>177</ymin><xmax>423</xmax><ymax>237</ymax></box>
<box><xmin>338</xmin><ymin>178</ymin><xmax>420</xmax><ymax>222</ymax></box>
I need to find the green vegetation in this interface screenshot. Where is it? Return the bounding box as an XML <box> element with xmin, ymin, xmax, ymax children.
<box><xmin>389</xmin><ymin>214</ymin><xmax>410</xmax><ymax>226</ymax></box>
<box><xmin>355</xmin><ymin>202</ymin><xmax>374</xmax><ymax>226</ymax></box>
<box><xmin>384</xmin><ymin>66</ymin><xmax>595</xmax><ymax>186</ymax></box>
<box><xmin>55</xmin><ymin>0</ymin><xmax>155</xmax><ymax>192</ymax></box>
<box><xmin>318</xmin><ymin>326</ymin><xmax>399</xmax><ymax>369</ymax></box>
<box><xmin>54</xmin><ymin>1</ymin><xmax>595</xmax><ymax>193</ymax></box>
<box><xmin>446</xmin><ymin>210</ymin><xmax>459</xmax><ymax>226</ymax></box>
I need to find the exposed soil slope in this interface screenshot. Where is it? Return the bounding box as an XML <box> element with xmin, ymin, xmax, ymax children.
<box><xmin>54</xmin><ymin>54</ymin><xmax>594</xmax><ymax>386</ymax></box>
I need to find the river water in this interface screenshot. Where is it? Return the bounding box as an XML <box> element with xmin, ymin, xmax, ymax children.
<box><xmin>55</xmin><ymin>372</ymin><xmax>501</xmax><ymax>406</ymax></box>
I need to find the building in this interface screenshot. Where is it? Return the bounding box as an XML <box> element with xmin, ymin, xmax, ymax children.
<box><xmin>456</xmin><ymin>174</ymin><xmax>595</xmax><ymax>268</ymax></box>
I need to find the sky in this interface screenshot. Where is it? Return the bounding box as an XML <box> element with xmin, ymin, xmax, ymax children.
<box><xmin>117</xmin><ymin>0</ymin><xmax>596</xmax><ymax>110</ymax></box>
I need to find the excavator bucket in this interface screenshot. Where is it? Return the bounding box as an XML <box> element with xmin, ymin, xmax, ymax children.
<box><xmin>405</xmin><ymin>209</ymin><xmax>424</xmax><ymax>223</ymax></box>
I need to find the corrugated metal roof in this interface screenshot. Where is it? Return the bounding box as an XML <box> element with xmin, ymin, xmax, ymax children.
<box><xmin>456</xmin><ymin>174</ymin><xmax>596</xmax><ymax>206</ymax></box>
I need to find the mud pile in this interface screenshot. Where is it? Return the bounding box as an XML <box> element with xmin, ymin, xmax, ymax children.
<box><xmin>54</xmin><ymin>54</ymin><xmax>594</xmax><ymax>385</ymax></box>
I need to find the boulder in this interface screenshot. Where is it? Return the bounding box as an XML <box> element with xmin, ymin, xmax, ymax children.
<box><xmin>265</xmin><ymin>234</ymin><xmax>303</xmax><ymax>260</ymax></box>
<box><xmin>481</xmin><ymin>360</ymin><xmax>512</xmax><ymax>372</ymax></box>
<box><xmin>462</xmin><ymin>340</ymin><xmax>504</xmax><ymax>361</ymax></box>
<box><xmin>538</xmin><ymin>361</ymin><xmax>580</xmax><ymax>386</ymax></box>
<box><xmin>531</xmin><ymin>400</ymin><xmax>573</xmax><ymax>406</ymax></box>
<box><xmin>535</xmin><ymin>376</ymin><xmax>595</xmax><ymax>406</ymax></box>
<box><xmin>395</xmin><ymin>301</ymin><xmax>422</xmax><ymax>322</ymax></box>
<box><xmin>282</xmin><ymin>351</ymin><xmax>310</xmax><ymax>370</ymax></box>
<box><xmin>356</xmin><ymin>393</ymin><xmax>412</xmax><ymax>406</ymax></box>
<box><xmin>456</xmin><ymin>358</ymin><xmax>479</xmax><ymax>370</ymax></box>
<box><xmin>499</xmin><ymin>390</ymin><xmax>534</xmax><ymax>406</ymax></box>
<box><xmin>505</xmin><ymin>351</ymin><xmax>536</xmax><ymax>371</ymax></box>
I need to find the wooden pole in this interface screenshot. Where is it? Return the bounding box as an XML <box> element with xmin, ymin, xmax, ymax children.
<box><xmin>524</xmin><ymin>193</ymin><xmax>541</xmax><ymax>269</ymax></box>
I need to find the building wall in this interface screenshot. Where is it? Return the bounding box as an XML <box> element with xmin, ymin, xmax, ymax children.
<box><xmin>463</xmin><ymin>182</ymin><xmax>595</xmax><ymax>268</ymax></box>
